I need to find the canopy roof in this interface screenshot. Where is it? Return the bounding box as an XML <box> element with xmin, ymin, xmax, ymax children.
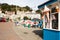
<box><xmin>38</xmin><ymin>0</ymin><xmax>58</xmax><ymax>9</ymax></box>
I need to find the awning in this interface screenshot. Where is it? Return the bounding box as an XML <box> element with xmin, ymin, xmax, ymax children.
<box><xmin>38</xmin><ymin>0</ymin><xmax>58</xmax><ymax>9</ymax></box>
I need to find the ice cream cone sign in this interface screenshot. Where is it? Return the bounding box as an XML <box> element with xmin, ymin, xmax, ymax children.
<box><xmin>43</xmin><ymin>5</ymin><xmax>50</xmax><ymax>21</ymax></box>
<box><xmin>42</xmin><ymin>5</ymin><xmax>50</xmax><ymax>28</ymax></box>
<box><xmin>43</xmin><ymin>5</ymin><xmax>50</xmax><ymax>12</ymax></box>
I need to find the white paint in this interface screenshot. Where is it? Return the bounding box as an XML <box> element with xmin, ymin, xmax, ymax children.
<box><xmin>58</xmin><ymin>9</ymin><xmax>60</xmax><ymax>31</ymax></box>
<box><xmin>43</xmin><ymin>15</ymin><xmax>45</xmax><ymax>29</ymax></box>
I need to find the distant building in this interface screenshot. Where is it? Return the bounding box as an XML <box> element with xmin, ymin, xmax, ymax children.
<box><xmin>5</xmin><ymin>11</ymin><xmax>15</xmax><ymax>15</ymax></box>
<box><xmin>16</xmin><ymin>10</ymin><xmax>41</xmax><ymax>19</ymax></box>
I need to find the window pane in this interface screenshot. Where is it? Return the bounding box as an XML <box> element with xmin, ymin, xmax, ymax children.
<box><xmin>52</xmin><ymin>13</ymin><xmax>58</xmax><ymax>29</ymax></box>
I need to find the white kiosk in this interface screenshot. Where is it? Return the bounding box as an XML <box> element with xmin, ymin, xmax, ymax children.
<box><xmin>43</xmin><ymin>5</ymin><xmax>60</xmax><ymax>40</ymax></box>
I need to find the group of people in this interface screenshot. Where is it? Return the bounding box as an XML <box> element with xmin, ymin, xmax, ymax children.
<box><xmin>0</xmin><ymin>11</ymin><xmax>9</xmax><ymax>22</ymax></box>
<box><xmin>0</xmin><ymin>10</ymin><xmax>19</xmax><ymax>22</ymax></box>
<box><xmin>21</xmin><ymin>19</ymin><xmax>43</xmax><ymax>28</ymax></box>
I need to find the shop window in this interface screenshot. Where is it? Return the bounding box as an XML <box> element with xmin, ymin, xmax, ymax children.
<box><xmin>44</xmin><ymin>10</ymin><xmax>58</xmax><ymax>29</ymax></box>
<box><xmin>52</xmin><ymin>12</ymin><xmax>58</xmax><ymax>29</ymax></box>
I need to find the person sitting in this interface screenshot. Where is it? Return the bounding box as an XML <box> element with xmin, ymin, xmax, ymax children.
<box><xmin>37</xmin><ymin>20</ymin><xmax>43</xmax><ymax>28</ymax></box>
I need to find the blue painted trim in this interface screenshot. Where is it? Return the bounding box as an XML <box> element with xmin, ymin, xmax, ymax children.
<box><xmin>38</xmin><ymin>0</ymin><xmax>58</xmax><ymax>9</ymax></box>
<box><xmin>43</xmin><ymin>29</ymin><xmax>60</xmax><ymax>40</ymax></box>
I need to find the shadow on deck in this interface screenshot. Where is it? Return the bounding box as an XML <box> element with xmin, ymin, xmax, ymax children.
<box><xmin>32</xmin><ymin>29</ymin><xmax>43</xmax><ymax>39</ymax></box>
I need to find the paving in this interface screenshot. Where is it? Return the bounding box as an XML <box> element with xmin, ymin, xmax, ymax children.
<box><xmin>0</xmin><ymin>22</ymin><xmax>22</xmax><ymax>40</ymax></box>
<box><xmin>0</xmin><ymin>22</ymin><xmax>43</xmax><ymax>40</ymax></box>
<box><xmin>13</xmin><ymin>24</ymin><xmax>43</xmax><ymax>40</ymax></box>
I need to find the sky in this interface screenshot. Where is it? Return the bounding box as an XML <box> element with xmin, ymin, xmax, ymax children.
<box><xmin>0</xmin><ymin>0</ymin><xmax>49</xmax><ymax>10</ymax></box>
